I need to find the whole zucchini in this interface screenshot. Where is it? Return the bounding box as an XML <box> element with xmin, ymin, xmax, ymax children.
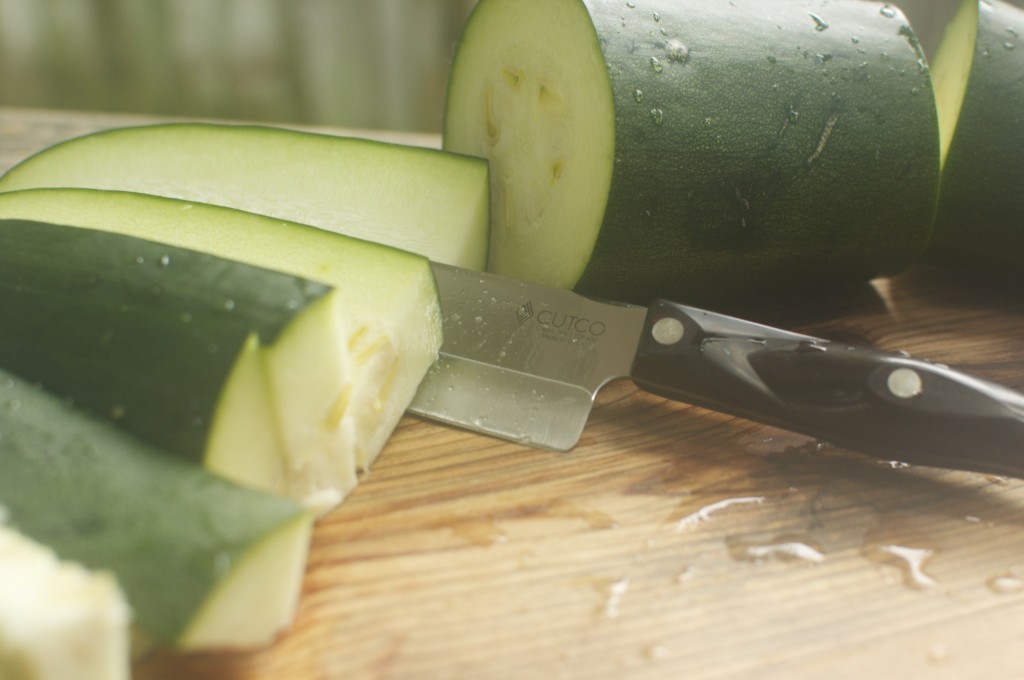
<box><xmin>444</xmin><ymin>0</ymin><xmax>940</xmax><ymax>305</ymax></box>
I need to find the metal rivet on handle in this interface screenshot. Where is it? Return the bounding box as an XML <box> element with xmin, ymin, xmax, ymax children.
<box><xmin>652</xmin><ymin>317</ymin><xmax>685</xmax><ymax>346</ymax></box>
<box><xmin>887</xmin><ymin>367</ymin><xmax>923</xmax><ymax>399</ymax></box>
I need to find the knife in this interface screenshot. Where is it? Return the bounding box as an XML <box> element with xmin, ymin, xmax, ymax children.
<box><xmin>409</xmin><ymin>263</ymin><xmax>1024</xmax><ymax>477</ymax></box>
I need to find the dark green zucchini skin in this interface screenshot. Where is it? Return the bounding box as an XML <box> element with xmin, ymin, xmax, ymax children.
<box><xmin>929</xmin><ymin>0</ymin><xmax>1024</xmax><ymax>282</ymax></box>
<box><xmin>575</xmin><ymin>0</ymin><xmax>940</xmax><ymax>305</ymax></box>
<box><xmin>0</xmin><ymin>368</ymin><xmax>306</xmax><ymax>644</ymax></box>
<box><xmin>0</xmin><ymin>219</ymin><xmax>329</xmax><ymax>460</ymax></box>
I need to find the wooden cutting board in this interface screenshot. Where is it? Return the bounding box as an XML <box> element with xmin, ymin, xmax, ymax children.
<box><xmin>4</xmin><ymin>107</ymin><xmax>1024</xmax><ymax>679</ymax></box>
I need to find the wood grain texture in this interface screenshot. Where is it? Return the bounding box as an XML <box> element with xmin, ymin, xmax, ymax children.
<box><xmin>4</xmin><ymin>107</ymin><xmax>1024</xmax><ymax>680</ymax></box>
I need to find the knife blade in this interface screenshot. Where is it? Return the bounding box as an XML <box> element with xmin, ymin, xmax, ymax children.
<box><xmin>409</xmin><ymin>263</ymin><xmax>1024</xmax><ymax>477</ymax></box>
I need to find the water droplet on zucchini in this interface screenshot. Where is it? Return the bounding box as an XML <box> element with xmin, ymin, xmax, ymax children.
<box><xmin>666</xmin><ymin>40</ymin><xmax>689</xmax><ymax>63</ymax></box>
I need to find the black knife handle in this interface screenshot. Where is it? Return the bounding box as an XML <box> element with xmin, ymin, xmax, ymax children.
<box><xmin>631</xmin><ymin>299</ymin><xmax>1024</xmax><ymax>477</ymax></box>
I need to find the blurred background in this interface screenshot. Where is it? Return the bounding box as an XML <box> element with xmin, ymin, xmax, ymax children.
<box><xmin>0</xmin><ymin>0</ymin><xmax>958</xmax><ymax>133</ymax></box>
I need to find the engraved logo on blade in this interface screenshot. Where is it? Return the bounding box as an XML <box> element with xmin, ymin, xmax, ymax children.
<box><xmin>516</xmin><ymin>301</ymin><xmax>608</xmax><ymax>347</ymax></box>
<box><xmin>516</xmin><ymin>301</ymin><xmax>535</xmax><ymax>324</ymax></box>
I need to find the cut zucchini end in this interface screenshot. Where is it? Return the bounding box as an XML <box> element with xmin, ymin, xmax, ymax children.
<box><xmin>0</xmin><ymin>525</ymin><xmax>131</xmax><ymax>680</ymax></box>
<box><xmin>214</xmin><ymin>272</ymin><xmax>440</xmax><ymax>515</ymax></box>
<box><xmin>444</xmin><ymin>0</ymin><xmax>615</xmax><ymax>289</ymax></box>
<box><xmin>178</xmin><ymin>511</ymin><xmax>313</xmax><ymax>650</ymax></box>
<box><xmin>205</xmin><ymin>333</ymin><xmax>287</xmax><ymax>493</ymax></box>
<box><xmin>932</xmin><ymin>0</ymin><xmax>979</xmax><ymax>168</ymax></box>
<box><xmin>261</xmin><ymin>292</ymin><xmax>360</xmax><ymax>512</ymax></box>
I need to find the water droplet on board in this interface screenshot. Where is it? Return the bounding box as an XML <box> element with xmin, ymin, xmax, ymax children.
<box><xmin>927</xmin><ymin>644</ymin><xmax>950</xmax><ymax>664</ymax></box>
<box><xmin>644</xmin><ymin>644</ymin><xmax>670</xmax><ymax>660</ymax></box>
<box><xmin>865</xmin><ymin>544</ymin><xmax>939</xmax><ymax>590</ymax></box>
<box><xmin>987</xmin><ymin>573</ymin><xmax>1024</xmax><ymax>594</ymax></box>
<box><xmin>727</xmin><ymin>535</ymin><xmax>826</xmax><ymax>564</ymax></box>
<box><xmin>159</xmin><ymin>255</ymin><xmax>171</xmax><ymax>268</ymax></box>
<box><xmin>547</xmin><ymin>499</ymin><xmax>618</xmax><ymax>530</ymax></box>
<box><xmin>603</xmin><ymin>577</ymin><xmax>630</xmax><ymax>619</ymax></box>
<box><xmin>809</xmin><ymin>13</ymin><xmax>829</xmax><ymax>31</ymax></box>
<box><xmin>223</xmin><ymin>299</ymin><xmax>235</xmax><ymax>311</ymax></box>
<box><xmin>451</xmin><ymin>517</ymin><xmax>508</xmax><ymax>547</ymax></box>
<box><xmin>650</xmin><ymin>108</ymin><xmax>665</xmax><ymax>125</ymax></box>
<box><xmin>675</xmin><ymin>496</ymin><xmax>765</xmax><ymax>531</ymax></box>
<box><xmin>880</xmin><ymin>5</ymin><xmax>897</xmax><ymax>18</ymax></box>
<box><xmin>634</xmin><ymin>88</ymin><xmax>644</xmax><ymax>103</ymax></box>
<box><xmin>1004</xmin><ymin>41</ymin><xmax>1016</xmax><ymax>51</ymax></box>
<box><xmin>653</xmin><ymin>11</ymin><xmax>660</xmax><ymax>22</ymax></box>
<box><xmin>650</xmin><ymin>57</ymin><xmax>664</xmax><ymax>73</ymax></box>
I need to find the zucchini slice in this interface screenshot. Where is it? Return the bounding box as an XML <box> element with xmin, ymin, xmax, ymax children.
<box><xmin>0</xmin><ymin>218</ymin><xmax>441</xmax><ymax>511</ymax></box>
<box><xmin>0</xmin><ymin>123</ymin><xmax>490</xmax><ymax>270</ymax></box>
<box><xmin>929</xmin><ymin>0</ymin><xmax>1024</xmax><ymax>281</ymax></box>
<box><xmin>0</xmin><ymin>188</ymin><xmax>442</xmax><ymax>485</ymax></box>
<box><xmin>0</xmin><ymin>524</ymin><xmax>130</xmax><ymax>680</ymax></box>
<box><xmin>0</xmin><ymin>369</ymin><xmax>313</xmax><ymax>650</ymax></box>
<box><xmin>444</xmin><ymin>0</ymin><xmax>941</xmax><ymax>305</ymax></box>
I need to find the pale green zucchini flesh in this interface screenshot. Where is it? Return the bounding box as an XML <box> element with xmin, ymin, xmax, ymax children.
<box><xmin>0</xmin><ymin>123</ymin><xmax>490</xmax><ymax>271</ymax></box>
<box><xmin>930</xmin><ymin>0</ymin><xmax>980</xmax><ymax>167</ymax></box>
<box><xmin>0</xmin><ymin>369</ymin><xmax>313</xmax><ymax>650</ymax></box>
<box><xmin>0</xmin><ymin>524</ymin><xmax>131</xmax><ymax>680</ymax></box>
<box><xmin>444</xmin><ymin>0</ymin><xmax>941</xmax><ymax>306</ymax></box>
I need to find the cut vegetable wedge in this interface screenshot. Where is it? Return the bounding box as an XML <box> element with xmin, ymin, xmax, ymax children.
<box><xmin>0</xmin><ymin>217</ymin><xmax>441</xmax><ymax>510</ymax></box>
<box><xmin>0</xmin><ymin>524</ymin><xmax>130</xmax><ymax>680</ymax></box>
<box><xmin>444</xmin><ymin>0</ymin><xmax>941</xmax><ymax>305</ymax></box>
<box><xmin>0</xmin><ymin>122</ymin><xmax>490</xmax><ymax>270</ymax></box>
<box><xmin>0</xmin><ymin>189</ymin><xmax>441</xmax><ymax>481</ymax></box>
<box><xmin>0</xmin><ymin>369</ymin><xmax>313</xmax><ymax>649</ymax></box>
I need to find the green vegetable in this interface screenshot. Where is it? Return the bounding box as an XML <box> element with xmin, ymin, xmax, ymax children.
<box><xmin>0</xmin><ymin>123</ymin><xmax>490</xmax><ymax>270</ymax></box>
<box><xmin>443</xmin><ymin>0</ymin><xmax>940</xmax><ymax>305</ymax></box>
<box><xmin>929</xmin><ymin>0</ymin><xmax>1024</xmax><ymax>281</ymax></box>
<box><xmin>0</xmin><ymin>368</ymin><xmax>313</xmax><ymax>649</ymax></box>
<box><xmin>0</xmin><ymin>217</ymin><xmax>440</xmax><ymax>510</ymax></box>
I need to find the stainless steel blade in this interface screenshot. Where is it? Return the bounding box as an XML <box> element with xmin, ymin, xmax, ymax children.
<box><xmin>408</xmin><ymin>263</ymin><xmax>647</xmax><ymax>450</ymax></box>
